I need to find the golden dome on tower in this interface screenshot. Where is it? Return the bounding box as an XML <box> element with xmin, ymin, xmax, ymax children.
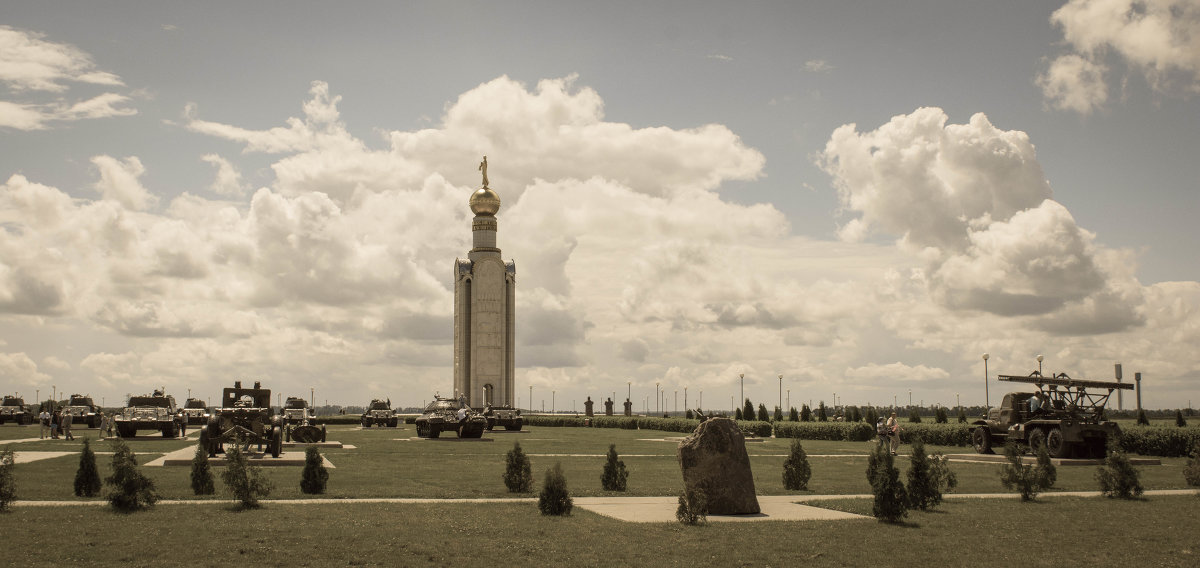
<box><xmin>469</xmin><ymin>187</ymin><xmax>500</xmax><ymax>216</ymax></box>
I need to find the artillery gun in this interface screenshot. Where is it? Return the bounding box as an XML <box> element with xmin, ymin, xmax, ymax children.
<box><xmin>180</xmin><ymin>398</ymin><xmax>211</xmax><ymax>425</ymax></box>
<box><xmin>282</xmin><ymin>396</ymin><xmax>326</xmax><ymax>443</ymax></box>
<box><xmin>0</xmin><ymin>395</ymin><xmax>33</xmax><ymax>425</ymax></box>
<box><xmin>360</xmin><ymin>398</ymin><xmax>399</xmax><ymax>428</ymax></box>
<box><xmin>200</xmin><ymin>381</ymin><xmax>282</xmax><ymax>458</ymax></box>
<box><xmin>113</xmin><ymin>389</ymin><xmax>180</xmax><ymax>438</ymax></box>
<box><xmin>415</xmin><ymin>395</ymin><xmax>487</xmax><ymax>439</ymax></box>
<box><xmin>481</xmin><ymin>404</ymin><xmax>523</xmax><ymax>431</ymax></box>
<box><xmin>971</xmin><ymin>371</ymin><xmax>1131</xmax><ymax>458</ymax></box>
<box><xmin>63</xmin><ymin>394</ymin><xmax>101</xmax><ymax>428</ymax></box>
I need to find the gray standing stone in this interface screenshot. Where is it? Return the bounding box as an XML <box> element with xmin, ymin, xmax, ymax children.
<box><xmin>677</xmin><ymin>417</ymin><xmax>760</xmax><ymax>514</ymax></box>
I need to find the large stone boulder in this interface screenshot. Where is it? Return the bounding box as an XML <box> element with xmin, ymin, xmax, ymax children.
<box><xmin>677</xmin><ymin>417</ymin><xmax>760</xmax><ymax>514</ymax></box>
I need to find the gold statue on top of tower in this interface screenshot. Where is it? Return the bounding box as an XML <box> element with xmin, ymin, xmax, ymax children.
<box><xmin>479</xmin><ymin>156</ymin><xmax>489</xmax><ymax>188</ymax></box>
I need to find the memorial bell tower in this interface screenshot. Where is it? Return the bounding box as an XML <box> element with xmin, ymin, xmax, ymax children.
<box><xmin>453</xmin><ymin>157</ymin><xmax>516</xmax><ymax>407</ymax></box>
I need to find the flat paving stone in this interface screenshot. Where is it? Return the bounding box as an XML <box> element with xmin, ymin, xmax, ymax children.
<box><xmin>146</xmin><ymin>445</ymin><xmax>335</xmax><ymax>468</ymax></box>
<box><xmin>573</xmin><ymin>495</ymin><xmax>868</xmax><ymax>523</ymax></box>
<box><xmin>945</xmin><ymin>453</ymin><xmax>1161</xmax><ymax>466</ymax></box>
<box><xmin>282</xmin><ymin>441</ymin><xmax>346</xmax><ymax>449</ymax></box>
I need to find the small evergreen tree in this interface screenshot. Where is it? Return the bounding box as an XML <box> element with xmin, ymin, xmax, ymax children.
<box><xmin>864</xmin><ymin>406</ymin><xmax>878</xmax><ymax>426</ymax></box>
<box><xmin>788</xmin><ymin>407</ymin><xmax>799</xmax><ymax>422</ymax></box>
<box><xmin>935</xmin><ymin>407</ymin><xmax>948</xmax><ymax>424</ymax></box>
<box><xmin>773</xmin><ymin>406</ymin><xmax>783</xmax><ymax>422</ymax></box>
<box><xmin>0</xmin><ymin>448</ymin><xmax>15</xmax><ymax>512</ymax></box>
<box><xmin>503</xmin><ymin>441</ymin><xmax>533</xmax><ymax>493</ymax></box>
<box><xmin>800</xmin><ymin>404</ymin><xmax>812</xmax><ymax>422</ymax></box>
<box><xmin>999</xmin><ymin>442</ymin><xmax>1050</xmax><ymax>501</ymax></box>
<box><xmin>757</xmin><ymin>404</ymin><xmax>769</xmax><ymax>422</ymax></box>
<box><xmin>1035</xmin><ymin>443</ymin><xmax>1056</xmax><ymax>489</ymax></box>
<box><xmin>908</xmin><ymin>408</ymin><xmax>922</xmax><ymax>423</ymax></box>
<box><xmin>221</xmin><ymin>437</ymin><xmax>273</xmax><ymax>509</ymax></box>
<box><xmin>1096</xmin><ymin>446</ymin><xmax>1144</xmax><ymax>499</ymax></box>
<box><xmin>734</xmin><ymin>407</ymin><xmax>743</xmax><ymax>420</ymax></box>
<box><xmin>105</xmin><ymin>441</ymin><xmax>158</xmax><ymax>512</ymax></box>
<box><xmin>851</xmin><ymin>406</ymin><xmax>862</xmax><ymax>422</ymax></box>
<box><xmin>537</xmin><ymin>462</ymin><xmax>572</xmax><ymax>516</ymax></box>
<box><xmin>867</xmin><ymin>443</ymin><xmax>907</xmax><ymax>522</ymax></box>
<box><xmin>742</xmin><ymin>399</ymin><xmax>754</xmax><ymax>422</ymax></box>
<box><xmin>957</xmin><ymin>407</ymin><xmax>967</xmax><ymax>423</ymax></box>
<box><xmin>906</xmin><ymin>439</ymin><xmax>956</xmax><ymax>510</ymax></box>
<box><xmin>782</xmin><ymin>439</ymin><xmax>812</xmax><ymax>490</ymax></box>
<box><xmin>676</xmin><ymin>487</ymin><xmax>708</xmax><ymax>525</ymax></box>
<box><xmin>74</xmin><ymin>438</ymin><xmax>102</xmax><ymax>497</ymax></box>
<box><xmin>1136</xmin><ymin>409</ymin><xmax>1150</xmax><ymax>426</ymax></box>
<box><xmin>685</xmin><ymin>409</ymin><xmax>694</xmax><ymax>419</ymax></box>
<box><xmin>929</xmin><ymin>451</ymin><xmax>958</xmax><ymax>498</ymax></box>
<box><xmin>1183</xmin><ymin>440</ymin><xmax>1200</xmax><ymax>487</ymax></box>
<box><xmin>190</xmin><ymin>442</ymin><xmax>215</xmax><ymax>495</ymax></box>
<box><xmin>1175</xmin><ymin>410</ymin><xmax>1187</xmax><ymax>428</ymax></box>
<box><xmin>600</xmin><ymin>445</ymin><xmax>629</xmax><ymax>491</ymax></box>
<box><xmin>817</xmin><ymin>402</ymin><xmax>827</xmax><ymax>422</ymax></box>
<box><xmin>300</xmin><ymin>446</ymin><xmax>329</xmax><ymax>494</ymax></box>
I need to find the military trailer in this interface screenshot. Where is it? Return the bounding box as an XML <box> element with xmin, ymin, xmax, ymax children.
<box><xmin>113</xmin><ymin>389</ymin><xmax>180</xmax><ymax>438</ymax></box>
<box><xmin>63</xmin><ymin>394</ymin><xmax>101</xmax><ymax>428</ymax></box>
<box><xmin>200</xmin><ymin>381</ymin><xmax>283</xmax><ymax>458</ymax></box>
<box><xmin>481</xmin><ymin>404</ymin><xmax>523</xmax><ymax>431</ymax></box>
<box><xmin>282</xmin><ymin>396</ymin><xmax>326</xmax><ymax>443</ymax></box>
<box><xmin>0</xmin><ymin>395</ymin><xmax>34</xmax><ymax>425</ymax></box>
<box><xmin>180</xmin><ymin>398</ymin><xmax>211</xmax><ymax>425</ymax></box>
<box><xmin>361</xmin><ymin>398</ymin><xmax>398</xmax><ymax>428</ymax></box>
<box><xmin>971</xmin><ymin>371</ymin><xmax>1131</xmax><ymax>458</ymax></box>
<box><xmin>415</xmin><ymin>395</ymin><xmax>487</xmax><ymax>439</ymax></box>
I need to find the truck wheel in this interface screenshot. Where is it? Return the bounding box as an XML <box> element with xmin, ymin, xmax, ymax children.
<box><xmin>1027</xmin><ymin>429</ymin><xmax>1046</xmax><ymax>454</ymax></box>
<box><xmin>271</xmin><ymin>428</ymin><xmax>282</xmax><ymax>458</ymax></box>
<box><xmin>971</xmin><ymin>427</ymin><xmax>993</xmax><ymax>454</ymax></box>
<box><xmin>321</xmin><ymin>425</ymin><xmax>327</xmax><ymax>443</ymax></box>
<box><xmin>1046</xmin><ymin>428</ymin><xmax>1066</xmax><ymax>458</ymax></box>
<box><xmin>428</xmin><ymin>426</ymin><xmax>440</xmax><ymax>439</ymax></box>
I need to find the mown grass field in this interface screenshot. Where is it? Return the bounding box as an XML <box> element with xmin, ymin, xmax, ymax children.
<box><xmin>1</xmin><ymin>422</ymin><xmax>1197</xmax><ymax>566</ymax></box>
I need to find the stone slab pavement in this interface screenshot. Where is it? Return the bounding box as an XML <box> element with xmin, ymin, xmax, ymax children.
<box><xmin>572</xmin><ymin>495</ymin><xmax>868</xmax><ymax>522</ymax></box>
<box><xmin>145</xmin><ymin>445</ymin><xmax>336</xmax><ymax>468</ymax></box>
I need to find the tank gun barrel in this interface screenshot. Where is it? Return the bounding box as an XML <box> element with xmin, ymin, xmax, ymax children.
<box><xmin>997</xmin><ymin>371</ymin><xmax>1133</xmax><ymax>390</ymax></box>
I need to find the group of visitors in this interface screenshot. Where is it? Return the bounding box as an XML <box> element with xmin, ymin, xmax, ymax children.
<box><xmin>38</xmin><ymin>408</ymin><xmax>111</xmax><ymax>440</ymax></box>
<box><xmin>876</xmin><ymin>411</ymin><xmax>902</xmax><ymax>455</ymax></box>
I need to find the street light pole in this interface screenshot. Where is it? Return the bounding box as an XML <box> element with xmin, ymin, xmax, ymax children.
<box><xmin>778</xmin><ymin>375</ymin><xmax>782</xmax><ymax>415</ymax></box>
<box><xmin>1037</xmin><ymin>354</ymin><xmax>1043</xmax><ymax>375</ymax></box>
<box><xmin>552</xmin><ymin>390</ymin><xmax>555</xmax><ymax>414</ymax></box>
<box><xmin>656</xmin><ymin>382</ymin><xmax>660</xmax><ymax>414</ymax></box>
<box><xmin>311</xmin><ymin>387</ymin><xmax>314</xmax><ymax>409</ymax></box>
<box><xmin>627</xmin><ymin>381</ymin><xmax>631</xmax><ymax>401</ymax></box>
<box><xmin>684</xmin><ymin>387</ymin><xmax>688</xmax><ymax>412</ymax></box>
<box><xmin>982</xmin><ymin>353</ymin><xmax>990</xmax><ymax>409</ymax></box>
<box><xmin>739</xmin><ymin>373</ymin><xmax>744</xmax><ymax>409</ymax></box>
<box><xmin>529</xmin><ymin>385</ymin><xmax>533</xmax><ymax>414</ymax></box>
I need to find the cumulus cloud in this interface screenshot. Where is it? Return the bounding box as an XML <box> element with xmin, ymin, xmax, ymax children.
<box><xmin>200</xmin><ymin>154</ymin><xmax>247</xmax><ymax>196</ymax></box>
<box><xmin>0</xmin><ymin>26</ymin><xmax>135</xmax><ymax>130</ymax></box>
<box><xmin>804</xmin><ymin>59</ymin><xmax>834</xmax><ymax>73</ymax></box>
<box><xmin>1040</xmin><ymin>0</ymin><xmax>1200</xmax><ymax>113</ymax></box>
<box><xmin>91</xmin><ymin>155</ymin><xmax>157</xmax><ymax>210</ymax></box>
<box><xmin>820</xmin><ymin>107</ymin><xmax>1142</xmax><ymax>331</ymax></box>
<box><xmin>844</xmin><ymin>362</ymin><xmax>950</xmax><ymax>384</ymax></box>
<box><xmin>0</xmin><ymin>352</ymin><xmax>50</xmax><ymax>384</ymax></box>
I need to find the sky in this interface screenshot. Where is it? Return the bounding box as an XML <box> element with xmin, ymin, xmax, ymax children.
<box><xmin>1</xmin><ymin>1</ymin><xmax>1198</xmax><ymax>412</ymax></box>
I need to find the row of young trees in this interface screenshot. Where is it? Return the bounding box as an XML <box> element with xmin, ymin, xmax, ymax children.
<box><xmin>724</xmin><ymin>398</ymin><xmax>971</xmax><ymax>425</ymax></box>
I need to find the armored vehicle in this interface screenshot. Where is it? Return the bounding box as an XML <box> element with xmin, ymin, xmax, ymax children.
<box><xmin>200</xmin><ymin>381</ymin><xmax>282</xmax><ymax>458</ymax></box>
<box><xmin>63</xmin><ymin>394</ymin><xmax>101</xmax><ymax>428</ymax></box>
<box><xmin>180</xmin><ymin>398</ymin><xmax>211</xmax><ymax>425</ymax></box>
<box><xmin>282</xmin><ymin>396</ymin><xmax>326</xmax><ymax>443</ymax></box>
<box><xmin>415</xmin><ymin>395</ymin><xmax>487</xmax><ymax>439</ymax></box>
<box><xmin>481</xmin><ymin>404</ymin><xmax>523</xmax><ymax>431</ymax></box>
<box><xmin>361</xmin><ymin>398</ymin><xmax>398</xmax><ymax>428</ymax></box>
<box><xmin>113</xmin><ymin>389</ymin><xmax>180</xmax><ymax>438</ymax></box>
<box><xmin>0</xmin><ymin>395</ymin><xmax>33</xmax><ymax>425</ymax></box>
<box><xmin>971</xmin><ymin>371</ymin><xmax>1131</xmax><ymax>458</ymax></box>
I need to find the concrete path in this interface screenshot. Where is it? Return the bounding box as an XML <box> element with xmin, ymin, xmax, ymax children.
<box><xmin>572</xmin><ymin>495</ymin><xmax>867</xmax><ymax>522</ymax></box>
<box><xmin>144</xmin><ymin>445</ymin><xmax>336</xmax><ymax>468</ymax></box>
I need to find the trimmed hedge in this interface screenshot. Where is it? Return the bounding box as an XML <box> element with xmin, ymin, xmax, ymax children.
<box><xmin>1117</xmin><ymin>426</ymin><xmax>1200</xmax><ymax>458</ymax></box>
<box><xmin>775</xmin><ymin>421</ymin><xmax>873</xmax><ymax>441</ymax></box>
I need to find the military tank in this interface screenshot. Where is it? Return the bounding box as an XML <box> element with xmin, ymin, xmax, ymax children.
<box><xmin>200</xmin><ymin>381</ymin><xmax>282</xmax><ymax>458</ymax></box>
<box><xmin>360</xmin><ymin>398</ymin><xmax>398</xmax><ymax>428</ymax></box>
<box><xmin>282</xmin><ymin>396</ymin><xmax>326</xmax><ymax>443</ymax></box>
<box><xmin>415</xmin><ymin>395</ymin><xmax>487</xmax><ymax>439</ymax></box>
<box><xmin>113</xmin><ymin>389</ymin><xmax>180</xmax><ymax>438</ymax></box>
<box><xmin>0</xmin><ymin>395</ymin><xmax>33</xmax><ymax>425</ymax></box>
<box><xmin>482</xmin><ymin>404</ymin><xmax>523</xmax><ymax>431</ymax></box>
<box><xmin>63</xmin><ymin>394</ymin><xmax>101</xmax><ymax>427</ymax></box>
<box><xmin>180</xmin><ymin>398</ymin><xmax>211</xmax><ymax>425</ymax></box>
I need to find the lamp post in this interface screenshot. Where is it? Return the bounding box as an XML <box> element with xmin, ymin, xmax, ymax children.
<box><xmin>52</xmin><ymin>385</ymin><xmax>56</xmax><ymax>409</ymax></box>
<box><xmin>699</xmin><ymin>389</ymin><xmax>702</xmax><ymax>410</ymax></box>
<box><xmin>684</xmin><ymin>387</ymin><xmax>688</xmax><ymax>412</ymax></box>
<box><xmin>674</xmin><ymin>390</ymin><xmax>677</xmax><ymax>416</ymax></box>
<box><xmin>982</xmin><ymin>353</ymin><xmax>990</xmax><ymax>409</ymax></box>
<box><xmin>552</xmin><ymin>390</ymin><xmax>555</xmax><ymax>414</ymax></box>
<box><xmin>656</xmin><ymin>382</ymin><xmax>660</xmax><ymax>414</ymax></box>
<box><xmin>627</xmin><ymin>381</ymin><xmax>631</xmax><ymax>401</ymax></box>
<box><xmin>739</xmin><ymin>373</ymin><xmax>744</xmax><ymax>409</ymax></box>
<box><xmin>35</xmin><ymin>389</ymin><xmax>39</xmax><ymax>408</ymax></box>
<box><xmin>1037</xmin><ymin>354</ymin><xmax>1043</xmax><ymax>375</ymax></box>
<box><xmin>311</xmin><ymin>387</ymin><xmax>314</xmax><ymax>408</ymax></box>
<box><xmin>529</xmin><ymin>385</ymin><xmax>533</xmax><ymax>413</ymax></box>
<box><xmin>778</xmin><ymin>375</ymin><xmax>782</xmax><ymax>415</ymax></box>
<box><xmin>956</xmin><ymin>392</ymin><xmax>960</xmax><ymax>415</ymax></box>
<box><xmin>908</xmin><ymin>389</ymin><xmax>912</xmax><ymax>408</ymax></box>
<box><xmin>787</xmin><ymin>389</ymin><xmax>790</xmax><ymax>412</ymax></box>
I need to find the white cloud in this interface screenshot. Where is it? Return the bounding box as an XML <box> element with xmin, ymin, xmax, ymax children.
<box><xmin>804</xmin><ymin>59</ymin><xmax>834</xmax><ymax>73</ymax></box>
<box><xmin>0</xmin><ymin>352</ymin><xmax>50</xmax><ymax>384</ymax></box>
<box><xmin>707</xmin><ymin>54</ymin><xmax>733</xmax><ymax>62</ymax></box>
<box><xmin>844</xmin><ymin>362</ymin><xmax>950</xmax><ymax>384</ymax></box>
<box><xmin>1041</xmin><ymin>0</ymin><xmax>1200</xmax><ymax>113</ymax></box>
<box><xmin>200</xmin><ymin>154</ymin><xmax>247</xmax><ymax>197</ymax></box>
<box><xmin>91</xmin><ymin>155</ymin><xmax>157</xmax><ymax>210</ymax></box>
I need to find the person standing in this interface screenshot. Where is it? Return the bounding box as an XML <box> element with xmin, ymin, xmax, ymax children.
<box><xmin>887</xmin><ymin>411</ymin><xmax>901</xmax><ymax>455</ymax></box>
<box><xmin>40</xmin><ymin>407</ymin><xmax>50</xmax><ymax>439</ymax></box>
<box><xmin>61</xmin><ymin>410</ymin><xmax>74</xmax><ymax>441</ymax></box>
<box><xmin>97</xmin><ymin>411</ymin><xmax>108</xmax><ymax>439</ymax></box>
<box><xmin>178</xmin><ymin>414</ymin><xmax>186</xmax><ymax>437</ymax></box>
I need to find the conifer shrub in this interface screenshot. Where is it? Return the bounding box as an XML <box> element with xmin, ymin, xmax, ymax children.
<box><xmin>676</xmin><ymin>487</ymin><xmax>707</xmax><ymax>525</ymax></box>
<box><xmin>221</xmin><ymin>437</ymin><xmax>273</xmax><ymax>509</ymax></box>
<box><xmin>800</xmin><ymin>404</ymin><xmax>812</xmax><ymax>422</ymax></box>
<box><xmin>905</xmin><ymin>439</ymin><xmax>942</xmax><ymax>510</ymax></box>
<box><xmin>999</xmin><ymin>442</ymin><xmax>1050</xmax><ymax>501</ymax></box>
<box><xmin>537</xmin><ymin>462</ymin><xmax>572</xmax><ymax>516</ymax></box>
<box><xmin>600</xmin><ymin>444</ymin><xmax>629</xmax><ymax>491</ymax></box>
<box><xmin>1176</xmin><ymin>410</ymin><xmax>1187</xmax><ymax>428</ymax></box>
<box><xmin>106</xmin><ymin>441</ymin><xmax>158</xmax><ymax>512</ymax></box>
<box><xmin>300</xmin><ymin>446</ymin><xmax>329</xmax><ymax>494</ymax></box>
<box><xmin>1183</xmin><ymin>441</ymin><xmax>1200</xmax><ymax>487</ymax></box>
<box><xmin>773</xmin><ymin>406</ymin><xmax>783</xmax><ymax>422</ymax></box>
<box><xmin>934</xmin><ymin>407</ymin><xmax>948</xmax><ymax>424</ymax></box>
<box><xmin>74</xmin><ymin>438</ymin><xmax>101</xmax><ymax>497</ymax></box>
<box><xmin>1097</xmin><ymin>445</ymin><xmax>1144</xmax><ymax>499</ymax></box>
<box><xmin>957</xmin><ymin>407</ymin><xmax>967</xmax><ymax>423</ymax></box>
<box><xmin>851</xmin><ymin>406</ymin><xmax>862</xmax><ymax>422</ymax></box>
<box><xmin>504</xmin><ymin>442</ymin><xmax>533</xmax><ymax>493</ymax></box>
<box><xmin>1035</xmin><ymin>443</ymin><xmax>1056</xmax><ymax>489</ymax></box>
<box><xmin>1136</xmin><ymin>409</ymin><xmax>1150</xmax><ymax>426</ymax></box>
<box><xmin>757</xmin><ymin>404</ymin><xmax>769</xmax><ymax>422</ymax></box>
<box><xmin>743</xmin><ymin>399</ymin><xmax>755</xmax><ymax>422</ymax></box>
<box><xmin>864</xmin><ymin>406</ymin><xmax>878</xmax><ymax>427</ymax></box>
<box><xmin>789</xmin><ymin>407</ymin><xmax>799</xmax><ymax>422</ymax></box>
<box><xmin>929</xmin><ymin>451</ymin><xmax>958</xmax><ymax>497</ymax></box>
<box><xmin>908</xmin><ymin>408</ymin><xmax>922</xmax><ymax>423</ymax></box>
<box><xmin>817</xmin><ymin>402</ymin><xmax>828</xmax><ymax>422</ymax></box>
<box><xmin>190</xmin><ymin>442</ymin><xmax>215</xmax><ymax>495</ymax></box>
<box><xmin>0</xmin><ymin>448</ymin><xmax>15</xmax><ymax>511</ymax></box>
<box><xmin>685</xmin><ymin>409</ymin><xmax>693</xmax><ymax>420</ymax></box>
<box><xmin>782</xmin><ymin>439</ymin><xmax>812</xmax><ymax>490</ymax></box>
<box><xmin>867</xmin><ymin>443</ymin><xmax>907</xmax><ymax>522</ymax></box>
